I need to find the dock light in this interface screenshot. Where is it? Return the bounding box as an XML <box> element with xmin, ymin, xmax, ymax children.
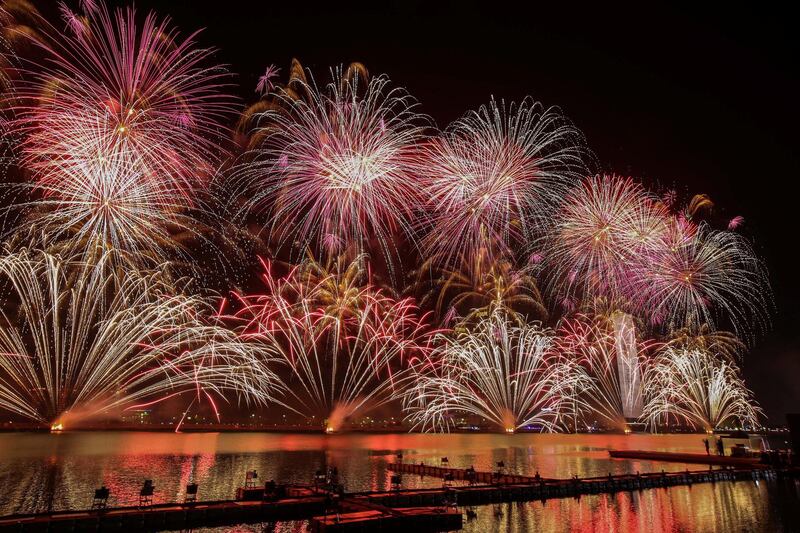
<box><xmin>505</xmin><ymin>427</ymin><xmax>515</xmax><ymax>434</ymax></box>
<box><xmin>50</xmin><ymin>422</ymin><xmax>64</xmax><ymax>432</ymax></box>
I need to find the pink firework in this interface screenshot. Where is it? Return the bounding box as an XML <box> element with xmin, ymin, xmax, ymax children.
<box><xmin>10</xmin><ymin>3</ymin><xmax>236</xmax><ymax>197</ymax></box>
<box><xmin>237</xmin><ymin>66</ymin><xmax>429</xmax><ymax>274</ymax></box>
<box><xmin>256</xmin><ymin>64</ymin><xmax>281</xmax><ymax>95</ymax></box>
<box><xmin>546</xmin><ymin>174</ymin><xmax>668</xmax><ymax>307</ymax></box>
<box><xmin>629</xmin><ymin>219</ymin><xmax>770</xmax><ymax>337</ymax></box>
<box><xmin>728</xmin><ymin>216</ymin><xmax>744</xmax><ymax>230</ymax></box>
<box><xmin>417</xmin><ymin>97</ymin><xmax>589</xmax><ymax>267</ymax></box>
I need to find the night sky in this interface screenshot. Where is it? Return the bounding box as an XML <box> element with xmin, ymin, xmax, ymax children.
<box><xmin>98</xmin><ymin>1</ymin><xmax>799</xmax><ymax>421</ymax></box>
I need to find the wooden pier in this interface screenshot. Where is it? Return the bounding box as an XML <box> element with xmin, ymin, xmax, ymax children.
<box><xmin>0</xmin><ymin>493</ymin><xmax>328</xmax><ymax>532</ymax></box>
<box><xmin>0</xmin><ymin>462</ymin><xmax>796</xmax><ymax>532</ymax></box>
<box><xmin>387</xmin><ymin>462</ymin><xmax>798</xmax><ymax>506</ymax></box>
<box><xmin>608</xmin><ymin>450</ymin><xmax>767</xmax><ymax>467</ymax></box>
<box><xmin>386</xmin><ymin>462</ymin><xmax>554</xmax><ymax>485</ymax></box>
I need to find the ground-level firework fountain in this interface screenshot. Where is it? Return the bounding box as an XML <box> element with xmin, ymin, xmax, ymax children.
<box><xmin>0</xmin><ymin>249</ymin><xmax>280</xmax><ymax>427</ymax></box>
<box><xmin>404</xmin><ymin>310</ymin><xmax>587</xmax><ymax>433</ymax></box>
<box><xmin>613</xmin><ymin>312</ymin><xmax>645</xmax><ymax>428</ymax></box>
<box><xmin>228</xmin><ymin>257</ymin><xmax>435</xmax><ymax>431</ymax></box>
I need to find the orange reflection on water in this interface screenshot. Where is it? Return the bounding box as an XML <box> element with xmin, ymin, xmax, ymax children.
<box><xmin>0</xmin><ymin>431</ymin><xmax>796</xmax><ymax>533</ymax></box>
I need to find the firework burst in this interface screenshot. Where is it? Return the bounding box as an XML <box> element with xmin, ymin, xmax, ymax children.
<box><xmin>546</xmin><ymin>174</ymin><xmax>668</xmax><ymax>308</ymax></box>
<box><xmin>642</xmin><ymin>346</ymin><xmax>762</xmax><ymax>431</ymax></box>
<box><xmin>418</xmin><ymin>97</ymin><xmax>589</xmax><ymax>267</ymax></box>
<box><xmin>631</xmin><ymin>220</ymin><xmax>770</xmax><ymax>337</ymax></box>
<box><xmin>235</xmin><ymin>63</ymin><xmax>429</xmax><ymax>275</ymax></box>
<box><xmin>0</xmin><ymin>248</ymin><xmax>281</xmax><ymax>427</ymax></box>
<box><xmin>5</xmin><ymin>146</ymin><xmax>187</xmax><ymax>264</ymax></box>
<box><xmin>9</xmin><ymin>2</ymin><xmax>235</xmax><ymax>194</ymax></box>
<box><xmin>403</xmin><ymin>310</ymin><xmax>587</xmax><ymax>433</ymax></box>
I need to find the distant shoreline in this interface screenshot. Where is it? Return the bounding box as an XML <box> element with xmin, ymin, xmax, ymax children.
<box><xmin>0</xmin><ymin>424</ymin><xmax>786</xmax><ymax>435</ymax></box>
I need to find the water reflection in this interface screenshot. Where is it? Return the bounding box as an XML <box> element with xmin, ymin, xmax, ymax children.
<box><xmin>0</xmin><ymin>432</ymin><xmax>797</xmax><ymax>532</ymax></box>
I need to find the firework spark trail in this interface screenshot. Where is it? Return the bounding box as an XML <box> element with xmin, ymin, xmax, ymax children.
<box><xmin>229</xmin><ymin>256</ymin><xmax>436</xmax><ymax>431</ymax></box>
<box><xmin>418</xmin><ymin>97</ymin><xmax>589</xmax><ymax>268</ymax></box>
<box><xmin>0</xmin><ymin>248</ymin><xmax>281</xmax><ymax>426</ymax></box>
<box><xmin>641</xmin><ymin>346</ymin><xmax>762</xmax><ymax>430</ymax></box>
<box><xmin>546</xmin><ymin>174</ymin><xmax>668</xmax><ymax>308</ymax></box>
<box><xmin>403</xmin><ymin>310</ymin><xmax>588</xmax><ymax>433</ymax></box>
<box><xmin>556</xmin><ymin>313</ymin><xmax>656</xmax><ymax>430</ymax></box>
<box><xmin>235</xmin><ymin>65</ymin><xmax>429</xmax><ymax>276</ymax></box>
<box><xmin>8</xmin><ymin>2</ymin><xmax>235</xmax><ymax>195</ymax></box>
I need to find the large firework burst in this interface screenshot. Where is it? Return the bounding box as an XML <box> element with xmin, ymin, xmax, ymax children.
<box><xmin>235</xmin><ymin>63</ymin><xmax>429</xmax><ymax>275</ymax></box>
<box><xmin>5</xmin><ymin>146</ymin><xmax>186</xmax><ymax>265</ymax></box>
<box><xmin>0</xmin><ymin>248</ymin><xmax>280</xmax><ymax>427</ymax></box>
<box><xmin>403</xmin><ymin>310</ymin><xmax>586</xmax><ymax>433</ymax></box>
<box><xmin>229</xmin><ymin>256</ymin><xmax>435</xmax><ymax>432</ymax></box>
<box><xmin>546</xmin><ymin>174</ymin><xmax>668</xmax><ymax>308</ymax></box>
<box><xmin>9</xmin><ymin>2</ymin><xmax>235</xmax><ymax>193</ymax></box>
<box><xmin>631</xmin><ymin>220</ymin><xmax>770</xmax><ymax>337</ymax></box>
<box><xmin>418</xmin><ymin>97</ymin><xmax>588</xmax><ymax>267</ymax></box>
<box><xmin>641</xmin><ymin>346</ymin><xmax>761</xmax><ymax>431</ymax></box>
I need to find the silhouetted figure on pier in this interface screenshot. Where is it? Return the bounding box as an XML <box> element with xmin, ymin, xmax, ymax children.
<box><xmin>703</xmin><ymin>438</ymin><xmax>710</xmax><ymax>455</ymax></box>
<box><xmin>716</xmin><ymin>437</ymin><xmax>725</xmax><ymax>456</ymax></box>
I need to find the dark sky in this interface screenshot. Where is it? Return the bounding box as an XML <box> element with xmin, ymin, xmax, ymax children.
<box><xmin>100</xmin><ymin>1</ymin><xmax>799</xmax><ymax>421</ymax></box>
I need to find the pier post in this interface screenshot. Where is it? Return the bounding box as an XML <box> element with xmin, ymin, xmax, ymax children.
<box><xmin>787</xmin><ymin>414</ymin><xmax>800</xmax><ymax>459</ymax></box>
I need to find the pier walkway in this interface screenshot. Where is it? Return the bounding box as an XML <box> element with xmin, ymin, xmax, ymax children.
<box><xmin>386</xmin><ymin>461</ymin><xmax>796</xmax><ymax>506</ymax></box>
<box><xmin>0</xmin><ymin>462</ymin><xmax>795</xmax><ymax>532</ymax></box>
<box><xmin>608</xmin><ymin>449</ymin><xmax>769</xmax><ymax>467</ymax></box>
